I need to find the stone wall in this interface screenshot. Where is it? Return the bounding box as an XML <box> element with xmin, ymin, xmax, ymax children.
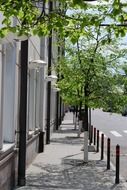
<box><xmin>0</xmin><ymin>134</ymin><xmax>39</xmax><ymax>190</ymax></box>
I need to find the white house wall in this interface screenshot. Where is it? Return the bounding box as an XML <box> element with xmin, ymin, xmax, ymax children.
<box><xmin>43</xmin><ymin>75</ymin><xmax>47</xmax><ymax>131</ymax></box>
<box><xmin>28</xmin><ymin>36</ymin><xmax>40</xmax><ymax>132</ymax></box>
<box><xmin>50</xmin><ymin>89</ymin><xmax>57</xmax><ymax>131</ymax></box>
<box><xmin>28</xmin><ymin>36</ymin><xmax>40</xmax><ymax>61</ymax></box>
<box><xmin>39</xmin><ymin>68</ymin><xmax>45</xmax><ymax>130</ymax></box>
<box><xmin>0</xmin><ymin>3</ymin><xmax>61</xmax><ymax>188</ymax></box>
<box><xmin>2</xmin><ymin>43</ymin><xmax>16</xmax><ymax>143</ymax></box>
<box><xmin>35</xmin><ymin>71</ymin><xmax>41</xmax><ymax>129</ymax></box>
<box><xmin>40</xmin><ymin>37</ymin><xmax>48</xmax><ymax>132</ymax></box>
<box><xmin>14</xmin><ymin>42</ymin><xmax>21</xmax><ymax>144</ymax></box>
<box><xmin>0</xmin><ymin>45</ymin><xmax>3</xmax><ymax>149</ymax></box>
<box><xmin>29</xmin><ymin>69</ymin><xmax>36</xmax><ymax>131</ymax></box>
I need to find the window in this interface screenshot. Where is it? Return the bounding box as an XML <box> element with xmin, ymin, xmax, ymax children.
<box><xmin>1</xmin><ymin>43</ymin><xmax>16</xmax><ymax>150</ymax></box>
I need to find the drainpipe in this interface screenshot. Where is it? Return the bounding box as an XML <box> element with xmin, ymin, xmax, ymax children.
<box><xmin>55</xmin><ymin>91</ymin><xmax>59</xmax><ymax>130</ymax></box>
<box><xmin>59</xmin><ymin>97</ymin><xmax>62</xmax><ymax>125</ymax></box>
<box><xmin>46</xmin><ymin>0</ymin><xmax>52</xmax><ymax>144</ymax></box>
<box><xmin>18</xmin><ymin>40</ymin><xmax>28</xmax><ymax>186</ymax></box>
<box><xmin>59</xmin><ymin>42</ymin><xmax>65</xmax><ymax>125</ymax></box>
<box><xmin>55</xmin><ymin>45</ymin><xmax>60</xmax><ymax>130</ymax></box>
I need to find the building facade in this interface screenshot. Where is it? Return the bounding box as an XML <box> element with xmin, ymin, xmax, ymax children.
<box><xmin>0</xmin><ymin>3</ymin><xmax>65</xmax><ymax>189</ymax></box>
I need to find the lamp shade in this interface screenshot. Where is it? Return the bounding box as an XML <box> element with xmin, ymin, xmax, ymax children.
<box><xmin>52</xmin><ymin>87</ymin><xmax>60</xmax><ymax>92</ymax></box>
<box><xmin>45</xmin><ymin>75</ymin><xmax>58</xmax><ymax>82</ymax></box>
<box><xmin>29</xmin><ymin>59</ymin><xmax>47</xmax><ymax>69</ymax></box>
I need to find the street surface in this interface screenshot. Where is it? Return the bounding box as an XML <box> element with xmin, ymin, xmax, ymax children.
<box><xmin>91</xmin><ymin>109</ymin><xmax>127</xmax><ymax>180</ymax></box>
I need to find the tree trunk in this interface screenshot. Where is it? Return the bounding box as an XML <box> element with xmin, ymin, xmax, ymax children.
<box><xmin>83</xmin><ymin>104</ymin><xmax>88</xmax><ymax>162</ymax></box>
<box><xmin>84</xmin><ymin>105</ymin><xmax>88</xmax><ymax>131</ymax></box>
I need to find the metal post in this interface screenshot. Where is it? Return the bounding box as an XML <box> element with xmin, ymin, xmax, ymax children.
<box><xmin>38</xmin><ymin>131</ymin><xmax>45</xmax><ymax>153</ymax></box>
<box><xmin>59</xmin><ymin>96</ymin><xmax>62</xmax><ymax>125</ymax></box>
<box><xmin>18</xmin><ymin>40</ymin><xmax>28</xmax><ymax>186</ymax></box>
<box><xmin>46</xmin><ymin>0</ymin><xmax>52</xmax><ymax>144</ymax></box>
<box><xmin>88</xmin><ymin>108</ymin><xmax>91</xmax><ymax>140</ymax></box>
<box><xmin>107</xmin><ymin>138</ymin><xmax>110</xmax><ymax>170</ymax></box>
<box><xmin>89</xmin><ymin>125</ymin><xmax>91</xmax><ymax>142</ymax></box>
<box><xmin>101</xmin><ymin>133</ymin><xmax>104</xmax><ymax>160</ymax></box>
<box><xmin>94</xmin><ymin>127</ymin><xmax>96</xmax><ymax>145</ymax></box>
<box><xmin>89</xmin><ymin>108</ymin><xmax>91</xmax><ymax>126</ymax></box>
<box><xmin>90</xmin><ymin>125</ymin><xmax>93</xmax><ymax>145</ymax></box>
<box><xmin>96</xmin><ymin>130</ymin><xmax>99</xmax><ymax>152</ymax></box>
<box><xmin>55</xmin><ymin>44</ymin><xmax>60</xmax><ymax>131</ymax></box>
<box><xmin>46</xmin><ymin>81</ymin><xmax>51</xmax><ymax>144</ymax></box>
<box><xmin>55</xmin><ymin>91</ymin><xmax>59</xmax><ymax>130</ymax></box>
<box><xmin>83</xmin><ymin>105</ymin><xmax>89</xmax><ymax>162</ymax></box>
<box><xmin>115</xmin><ymin>144</ymin><xmax>120</xmax><ymax>184</ymax></box>
<box><xmin>89</xmin><ymin>125</ymin><xmax>91</xmax><ymax>145</ymax></box>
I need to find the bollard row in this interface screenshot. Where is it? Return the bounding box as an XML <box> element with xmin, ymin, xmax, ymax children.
<box><xmin>89</xmin><ymin>125</ymin><xmax>120</xmax><ymax>184</ymax></box>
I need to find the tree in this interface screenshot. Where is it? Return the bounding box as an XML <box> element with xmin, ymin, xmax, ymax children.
<box><xmin>119</xmin><ymin>63</ymin><xmax>127</xmax><ymax>95</ymax></box>
<box><xmin>0</xmin><ymin>0</ymin><xmax>127</xmax><ymax>39</ymax></box>
<box><xmin>57</xmin><ymin>25</ymin><xmax>127</xmax><ymax>109</ymax></box>
<box><xmin>55</xmin><ymin>24</ymin><xmax>127</xmax><ymax>162</ymax></box>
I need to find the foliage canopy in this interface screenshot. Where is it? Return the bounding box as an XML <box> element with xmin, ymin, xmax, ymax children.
<box><xmin>56</xmin><ymin>25</ymin><xmax>127</xmax><ymax>112</ymax></box>
<box><xmin>0</xmin><ymin>0</ymin><xmax>127</xmax><ymax>40</ymax></box>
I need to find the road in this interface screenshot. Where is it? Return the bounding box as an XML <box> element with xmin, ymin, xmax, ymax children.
<box><xmin>91</xmin><ymin>109</ymin><xmax>127</xmax><ymax>180</ymax></box>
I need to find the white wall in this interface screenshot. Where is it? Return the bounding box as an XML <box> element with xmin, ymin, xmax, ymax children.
<box><xmin>2</xmin><ymin>43</ymin><xmax>16</xmax><ymax>143</ymax></box>
<box><xmin>14</xmin><ymin>42</ymin><xmax>21</xmax><ymax>144</ymax></box>
<box><xmin>0</xmin><ymin>45</ymin><xmax>3</xmax><ymax>148</ymax></box>
<box><xmin>28</xmin><ymin>70</ymin><xmax>36</xmax><ymax>131</ymax></box>
<box><xmin>40</xmin><ymin>37</ymin><xmax>48</xmax><ymax>131</ymax></box>
<box><xmin>28</xmin><ymin>37</ymin><xmax>40</xmax><ymax>131</ymax></box>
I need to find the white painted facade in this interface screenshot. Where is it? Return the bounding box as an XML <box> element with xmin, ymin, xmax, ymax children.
<box><xmin>2</xmin><ymin>42</ymin><xmax>16</xmax><ymax>143</ymax></box>
<box><xmin>0</xmin><ymin>15</ymin><xmax>59</xmax><ymax>143</ymax></box>
<box><xmin>0</xmin><ymin>3</ymin><xmax>64</xmax><ymax>188</ymax></box>
<box><xmin>0</xmin><ymin>35</ymin><xmax>49</xmax><ymax>149</ymax></box>
<box><xmin>0</xmin><ymin>45</ymin><xmax>3</xmax><ymax>149</ymax></box>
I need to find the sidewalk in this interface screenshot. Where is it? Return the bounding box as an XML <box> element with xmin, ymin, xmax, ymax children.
<box><xmin>15</xmin><ymin>112</ymin><xmax>127</xmax><ymax>190</ymax></box>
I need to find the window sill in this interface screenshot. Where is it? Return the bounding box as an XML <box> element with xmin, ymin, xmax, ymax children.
<box><xmin>28</xmin><ymin>128</ymin><xmax>40</xmax><ymax>140</ymax></box>
<box><xmin>34</xmin><ymin>128</ymin><xmax>40</xmax><ymax>134</ymax></box>
<box><xmin>0</xmin><ymin>143</ymin><xmax>15</xmax><ymax>161</ymax></box>
<box><xmin>28</xmin><ymin>131</ymin><xmax>34</xmax><ymax>140</ymax></box>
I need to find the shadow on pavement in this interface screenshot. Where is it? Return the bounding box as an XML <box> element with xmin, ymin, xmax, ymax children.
<box><xmin>61</xmin><ymin>123</ymin><xmax>74</xmax><ymax>125</ymax></box>
<box><xmin>56</xmin><ymin>129</ymin><xmax>78</xmax><ymax>134</ymax></box>
<box><xmin>18</xmin><ymin>159</ymin><xmax>119</xmax><ymax>190</ymax></box>
<box><xmin>51</xmin><ymin>136</ymin><xmax>84</xmax><ymax>145</ymax></box>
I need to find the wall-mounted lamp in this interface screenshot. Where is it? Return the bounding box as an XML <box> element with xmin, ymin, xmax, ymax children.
<box><xmin>28</xmin><ymin>59</ymin><xmax>47</xmax><ymax>70</ymax></box>
<box><xmin>83</xmin><ymin>0</ymin><xmax>97</xmax><ymax>3</ymax></box>
<box><xmin>45</xmin><ymin>75</ymin><xmax>58</xmax><ymax>82</ymax></box>
<box><xmin>52</xmin><ymin>87</ymin><xmax>60</xmax><ymax>92</ymax></box>
<box><xmin>13</xmin><ymin>34</ymin><xmax>28</xmax><ymax>42</ymax></box>
<box><xmin>84</xmin><ymin>0</ymin><xmax>96</xmax><ymax>1</ymax></box>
